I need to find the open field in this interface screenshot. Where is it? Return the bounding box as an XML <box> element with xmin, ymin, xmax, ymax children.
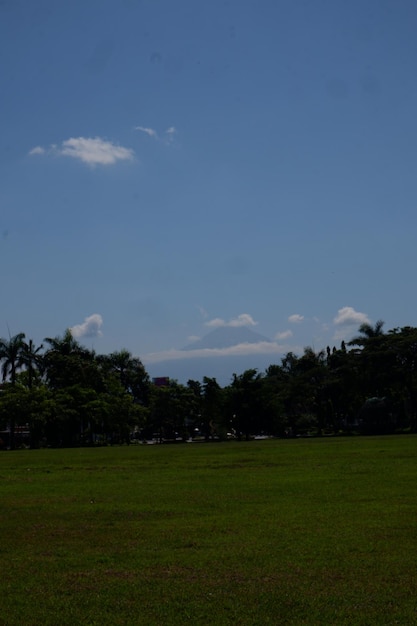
<box><xmin>1</xmin><ymin>436</ymin><xmax>417</xmax><ymax>625</ymax></box>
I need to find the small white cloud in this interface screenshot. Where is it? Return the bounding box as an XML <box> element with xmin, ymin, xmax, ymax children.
<box><xmin>333</xmin><ymin>306</ymin><xmax>370</xmax><ymax>327</ymax></box>
<box><xmin>165</xmin><ymin>126</ymin><xmax>177</xmax><ymax>143</ymax></box>
<box><xmin>187</xmin><ymin>335</ymin><xmax>200</xmax><ymax>343</ymax></box>
<box><xmin>205</xmin><ymin>317</ymin><xmax>226</xmax><ymax>328</ymax></box>
<box><xmin>60</xmin><ymin>137</ymin><xmax>134</xmax><ymax>165</ymax></box>
<box><xmin>134</xmin><ymin>125</ymin><xmax>177</xmax><ymax>145</ymax></box>
<box><xmin>70</xmin><ymin>314</ymin><xmax>103</xmax><ymax>339</ymax></box>
<box><xmin>205</xmin><ymin>313</ymin><xmax>257</xmax><ymax>328</ymax></box>
<box><xmin>288</xmin><ymin>314</ymin><xmax>304</xmax><ymax>324</ymax></box>
<box><xmin>229</xmin><ymin>314</ymin><xmax>257</xmax><ymax>327</ymax></box>
<box><xmin>135</xmin><ymin>126</ymin><xmax>158</xmax><ymax>139</ymax></box>
<box><xmin>28</xmin><ymin>146</ymin><xmax>45</xmax><ymax>155</ymax></box>
<box><xmin>275</xmin><ymin>330</ymin><xmax>293</xmax><ymax>340</ymax></box>
<box><xmin>29</xmin><ymin>137</ymin><xmax>134</xmax><ymax>166</ymax></box>
<box><xmin>333</xmin><ymin>306</ymin><xmax>371</xmax><ymax>341</ymax></box>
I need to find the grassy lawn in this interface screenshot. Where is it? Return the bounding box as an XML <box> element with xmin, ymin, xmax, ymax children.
<box><xmin>1</xmin><ymin>436</ymin><xmax>417</xmax><ymax>625</ymax></box>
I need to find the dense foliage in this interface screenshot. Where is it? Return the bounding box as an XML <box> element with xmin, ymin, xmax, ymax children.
<box><xmin>1</xmin><ymin>321</ymin><xmax>417</xmax><ymax>448</ymax></box>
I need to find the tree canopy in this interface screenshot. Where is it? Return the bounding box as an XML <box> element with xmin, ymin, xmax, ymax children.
<box><xmin>1</xmin><ymin>321</ymin><xmax>417</xmax><ymax>448</ymax></box>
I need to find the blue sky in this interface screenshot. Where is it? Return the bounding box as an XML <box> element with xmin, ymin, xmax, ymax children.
<box><xmin>1</xmin><ymin>0</ymin><xmax>417</xmax><ymax>381</ymax></box>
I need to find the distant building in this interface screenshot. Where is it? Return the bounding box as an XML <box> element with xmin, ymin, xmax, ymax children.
<box><xmin>152</xmin><ymin>377</ymin><xmax>170</xmax><ymax>387</ymax></box>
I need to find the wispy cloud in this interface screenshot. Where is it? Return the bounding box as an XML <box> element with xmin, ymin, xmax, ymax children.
<box><xmin>165</xmin><ymin>126</ymin><xmax>177</xmax><ymax>143</ymax></box>
<box><xmin>275</xmin><ymin>330</ymin><xmax>293</xmax><ymax>340</ymax></box>
<box><xmin>134</xmin><ymin>125</ymin><xmax>177</xmax><ymax>144</ymax></box>
<box><xmin>288</xmin><ymin>314</ymin><xmax>304</xmax><ymax>324</ymax></box>
<box><xmin>29</xmin><ymin>146</ymin><xmax>45</xmax><ymax>155</ymax></box>
<box><xmin>135</xmin><ymin>126</ymin><xmax>158</xmax><ymax>138</ymax></box>
<box><xmin>29</xmin><ymin>137</ymin><xmax>134</xmax><ymax>166</ymax></box>
<box><xmin>143</xmin><ymin>341</ymin><xmax>292</xmax><ymax>364</ymax></box>
<box><xmin>70</xmin><ymin>313</ymin><xmax>103</xmax><ymax>339</ymax></box>
<box><xmin>205</xmin><ymin>313</ymin><xmax>258</xmax><ymax>328</ymax></box>
<box><xmin>197</xmin><ymin>306</ymin><xmax>209</xmax><ymax>320</ymax></box>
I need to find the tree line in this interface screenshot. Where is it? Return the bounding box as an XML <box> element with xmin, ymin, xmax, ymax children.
<box><xmin>1</xmin><ymin>321</ymin><xmax>417</xmax><ymax>449</ymax></box>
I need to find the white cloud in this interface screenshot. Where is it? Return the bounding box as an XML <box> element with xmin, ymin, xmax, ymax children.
<box><xmin>205</xmin><ymin>317</ymin><xmax>227</xmax><ymax>328</ymax></box>
<box><xmin>229</xmin><ymin>314</ymin><xmax>257</xmax><ymax>327</ymax></box>
<box><xmin>29</xmin><ymin>146</ymin><xmax>45</xmax><ymax>155</ymax></box>
<box><xmin>60</xmin><ymin>137</ymin><xmax>134</xmax><ymax>165</ymax></box>
<box><xmin>70</xmin><ymin>314</ymin><xmax>103</xmax><ymax>339</ymax></box>
<box><xmin>275</xmin><ymin>330</ymin><xmax>293</xmax><ymax>340</ymax></box>
<box><xmin>29</xmin><ymin>137</ymin><xmax>134</xmax><ymax>166</ymax></box>
<box><xmin>135</xmin><ymin>126</ymin><xmax>158</xmax><ymax>138</ymax></box>
<box><xmin>143</xmin><ymin>341</ymin><xmax>289</xmax><ymax>364</ymax></box>
<box><xmin>288</xmin><ymin>314</ymin><xmax>304</xmax><ymax>324</ymax></box>
<box><xmin>165</xmin><ymin>126</ymin><xmax>177</xmax><ymax>143</ymax></box>
<box><xmin>187</xmin><ymin>335</ymin><xmax>200</xmax><ymax>343</ymax></box>
<box><xmin>205</xmin><ymin>313</ymin><xmax>258</xmax><ymax>328</ymax></box>
<box><xmin>134</xmin><ymin>125</ymin><xmax>177</xmax><ymax>145</ymax></box>
<box><xmin>333</xmin><ymin>306</ymin><xmax>370</xmax><ymax>327</ymax></box>
<box><xmin>332</xmin><ymin>306</ymin><xmax>371</xmax><ymax>341</ymax></box>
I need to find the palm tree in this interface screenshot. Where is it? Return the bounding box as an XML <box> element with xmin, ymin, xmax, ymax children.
<box><xmin>0</xmin><ymin>332</ymin><xmax>26</xmax><ymax>449</ymax></box>
<box><xmin>43</xmin><ymin>329</ymin><xmax>86</xmax><ymax>389</ymax></box>
<box><xmin>98</xmin><ymin>349</ymin><xmax>149</xmax><ymax>402</ymax></box>
<box><xmin>349</xmin><ymin>320</ymin><xmax>387</xmax><ymax>400</ymax></box>
<box><xmin>0</xmin><ymin>332</ymin><xmax>26</xmax><ymax>385</ymax></box>
<box><xmin>103</xmin><ymin>349</ymin><xmax>132</xmax><ymax>386</ymax></box>
<box><xmin>21</xmin><ymin>339</ymin><xmax>44</xmax><ymax>389</ymax></box>
<box><xmin>349</xmin><ymin>320</ymin><xmax>385</xmax><ymax>347</ymax></box>
<box><xmin>44</xmin><ymin>328</ymin><xmax>82</xmax><ymax>356</ymax></box>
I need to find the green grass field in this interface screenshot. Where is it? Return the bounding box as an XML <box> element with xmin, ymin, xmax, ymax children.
<box><xmin>1</xmin><ymin>436</ymin><xmax>417</xmax><ymax>625</ymax></box>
